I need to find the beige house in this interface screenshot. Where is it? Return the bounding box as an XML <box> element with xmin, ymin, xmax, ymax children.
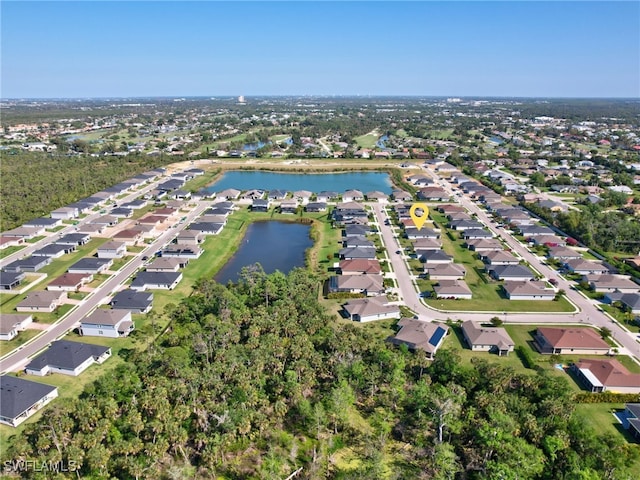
<box><xmin>461</xmin><ymin>321</ymin><xmax>515</xmax><ymax>356</ymax></box>
<box><xmin>387</xmin><ymin>319</ymin><xmax>449</xmax><ymax>359</ymax></box>
<box><xmin>572</xmin><ymin>358</ymin><xmax>640</xmax><ymax>394</ymax></box>
<box><xmin>535</xmin><ymin>327</ymin><xmax>610</xmax><ymax>355</ymax></box>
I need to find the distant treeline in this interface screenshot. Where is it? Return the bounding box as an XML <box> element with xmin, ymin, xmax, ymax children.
<box><xmin>0</xmin><ymin>152</ymin><xmax>173</xmax><ymax>230</ymax></box>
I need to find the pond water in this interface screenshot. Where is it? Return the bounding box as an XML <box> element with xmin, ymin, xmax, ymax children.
<box><xmin>215</xmin><ymin>221</ymin><xmax>313</xmax><ymax>284</ymax></box>
<box><xmin>376</xmin><ymin>134</ymin><xmax>389</xmax><ymax>148</ymax></box>
<box><xmin>207</xmin><ymin>171</ymin><xmax>393</xmax><ymax>194</ymax></box>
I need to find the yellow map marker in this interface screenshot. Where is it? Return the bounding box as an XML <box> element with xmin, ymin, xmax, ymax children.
<box><xmin>409</xmin><ymin>203</ymin><xmax>429</xmax><ymax>230</ymax></box>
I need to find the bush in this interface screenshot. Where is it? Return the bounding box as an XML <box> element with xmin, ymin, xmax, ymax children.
<box><xmin>574</xmin><ymin>392</ymin><xmax>640</xmax><ymax>404</ymax></box>
<box><xmin>326</xmin><ymin>292</ymin><xmax>366</xmax><ymax>300</ymax></box>
<box><xmin>516</xmin><ymin>345</ymin><xmax>537</xmax><ymax>370</ymax></box>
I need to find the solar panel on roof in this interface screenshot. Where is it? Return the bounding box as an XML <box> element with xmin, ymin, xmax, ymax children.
<box><xmin>429</xmin><ymin>326</ymin><xmax>447</xmax><ymax>346</ymax></box>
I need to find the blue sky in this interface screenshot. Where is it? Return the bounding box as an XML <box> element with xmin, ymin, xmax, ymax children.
<box><xmin>1</xmin><ymin>1</ymin><xmax>638</xmax><ymax>98</ymax></box>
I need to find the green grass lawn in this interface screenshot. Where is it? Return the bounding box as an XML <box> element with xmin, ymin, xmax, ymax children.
<box><xmin>109</xmin><ymin>256</ymin><xmax>132</xmax><ymax>271</ymax></box>
<box><xmin>0</xmin><ymin>329</ymin><xmax>41</xmax><ymax>357</ymax></box>
<box><xmin>0</xmin><ymin>245</ymin><xmax>26</xmax><ymax>259</ymax></box>
<box><xmin>354</xmin><ymin>131</ymin><xmax>379</xmax><ymax>149</ymax></box>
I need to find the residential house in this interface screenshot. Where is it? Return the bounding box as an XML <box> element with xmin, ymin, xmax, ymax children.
<box><xmin>47</xmin><ymin>273</ymin><xmax>93</xmax><ymax>292</ymax></box>
<box><xmin>189</xmin><ymin>222</ymin><xmax>224</xmax><ymax>235</ymax></box>
<box><xmin>547</xmin><ymin>247</ymin><xmax>583</xmax><ymax>261</ymax></box>
<box><xmin>344</xmin><ymin>225</ymin><xmax>372</xmax><ymax>237</ymax></box>
<box><xmin>535</xmin><ymin>327</ymin><xmax>610</xmax><ymax>355</ymax></box>
<box><xmin>365</xmin><ymin>191</ymin><xmax>388</xmax><ymax>202</ymax></box>
<box><xmin>97</xmin><ymin>241</ymin><xmax>127</xmax><ymax>259</ymax></box>
<box><xmin>68</xmin><ymin>258</ymin><xmax>112</xmax><ymax>275</ymax></box>
<box><xmin>50</xmin><ymin>207</ymin><xmax>79</xmax><ymax>220</ymax></box>
<box><xmin>3</xmin><ymin>227</ymin><xmax>45</xmax><ymax>239</ymax></box>
<box><xmin>113</xmin><ymin>229</ymin><xmax>142</xmax><ymax>246</ymax></box>
<box><xmin>341</xmin><ymin>297</ymin><xmax>400</xmax><ymax>322</ymax></box>
<box><xmin>24</xmin><ymin>217</ymin><xmax>62</xmax><ymax>229</ymax></box>
<box><xmin>502</xmin><ymin>281</ymin><xmax>555</xmax><ymax>300</ymax></box>
<box><xmin>130</xmin><ymin>271</ymin><xmax>183</xmax><ymax>291</ymax></box>
<box><xmin>465</xmin><ymin>238</ymin><xmax>504</xmax><ymax>252</ymax></box>
<box><xmin>17</xmin><ymin>291</ymin><xmax>67</xmax><ymax>313</ymax></box>
<box><xmin>305</xmin><ymin>202</ymin><xmax>327</xmax><ymax>212</ymax></box>
<box><xmin>216</xmin><ymin>188</ymin><xmax>241</xmax><ymax>200</ymax></box>
<box><xmin>110</xmin><ymin>289</ymin><xmax>154</xmax><ymax>314</ymax></box>
<box><xmin>424</xmin><ymin>263</ymin><xmax>466</xmax><ymax>281</ymax></box>
<box><xmin>55</xmin><ymin>233</ymin><xmax>91</xmax><ymax>246</ymax></box>
<box><xmin>462</xmin><ymin>229</ymin><xmax>493</xmax><ymax>240</ymax></box>
<box><xmin>586</xmin><ymin>274</ymin><xmax>639</xmax><ymax>293</ymax></box>
<box><xmin>489</xmin><ymin>264</ymin><xmax>535</xmax><ymax>282</ymax></box>
<box><xmin>449</xmin><ymin>219</ymin><xmax>484</xmax><ymax>231</ymax></box>
<box><xmin>4</xmin><ymin>256</ymin><xmax>51</xmax><ymax>273</ymax></box>
<box><xmin>80</xmin><ymin>309</ymin><xmax>135</xmax><ymax>338</ymax></box>
<box><xmin>391</xmin><ymin>190</ymin><xmax>413</xmax><ymax>202</ymax></box>
<box><xmin>422</xmin><ymin>250</ymin><xmax>453</xmax><ymax>265</ymax></box>
<box><xmin>0</xmin><ymin>271</ymin><xmax>25</xmax><ymax>291</ymax></box>
<box><xmin>623</xmin><ymin>404</ymin><xmax>640</xmax><ymax>441</ymax></box>
<box><xmin>339</xmin><ymin>247</ymin><xmax>376</xmax><ymax>260</ymax></box>
<box><xmin>293</xmin><ymin>190</ymin><xmax>313</xmax><ymax>204</ymax></box>
<box><xmin>0</xmin><ymin>236</ymin><xmax>24</xmax><ymax>250</ymax></box>
<box><xmin>572</xmin><ymin>358</ymin><xmax>640</xmax><ymax>394</ymax></box>
<box><xmin>32</xmin><ymin>244</ymin><xmax>75</xmax><ymax>258</ymax></box>
<box><xmin>417</xmin><ymin>187</ymin><xmax>449</xmax><ymax>201</ymax></box>
<box><xmin>177</xmin><ymin>229</ymin><xmax>204</xmax><ymax>245</ymax></box>
<box><xmin>25</xmin><ymin>340</ymin><xmax>111</xmax><ymax>377</ymax></box>
<box><xmin>532</xmin><ymin>235</ymin><xmax>566</xmax><ymax>247</ymax></box>
<box><xmin>482</xmin><ymin>251</ymin><xmax>520</xmax><ymax>267</ymax></box>
<box><xmin>110</xmin><ymin>207</ymin><xmax>133</xmax><ymax>218</ymax></box>
<box><xmin>161</xmin><ymin>244</ymin><xmax>202</xmax><ymax>259</ymax></box>
<box><xmin>251</xmin><ymin>199</ymin><xmax>270</xmax><ymax>212</ymax></box>
<box><xmin>343</xmin><ymin>236</ymin><xmax>375</xmax><ymax>249</ymax></box>
<box><xmin>342</xmin><ymin>190</ymin><xmax>364</xmax><ymax>202</ymax></box>
<box><xmin>412</xmin><ymin>238</ymin><xmax>442</xmax><ymax>251</ymax></box>
<box><xmin>461</xmin><ymin>321</ymin><xmax>515</xmax><ymax>356</ymax></box>
<box><xmin>338</xmin><ymin>259</ymin><xmax>382</xmax><ymax>275</ymax></box>
<box><xmin>433</xmin><ymin>280</ymin><xmax>472</xmax><ymax>299</ymax></box>
<box><xmin>564</xmin><ymin>259</ymin><xmax>610</xmax><ymax>275</ymax></box>
<box><xmin>0</xmin><ymin>375</ymin><xmax>58</xmax><ymax>427</ymax></box>
<box><xmin>405</xmin><ymin>227</ymin><xmax>439</xmax><ymax>240</ymax></box>
<box><xmin>280</xmin><ymin>200</ymin><xmax>298</xmax><ymax>214</ymax></box>
<box><xmin>387</xmin><ymin>319</ymin><xmax>449</xmax><ymax>359</ymax></box>
<box><xmin>317</xmin><ymin>191</ymin><xmax>340</xmax><ymax>202</ymax></box>
<box><xmin>0</xmin><ymin>314</ymin><xmax>33</xmax><ymax>341</ymax></box>
<box><xmin>146</xmin><ymin>257</ymin><xmax>186</xmax><ymax>272</ymax></box>
<box><xmin>330</xmin><ymin>274</ymin><xmax>385</xmax><ymax>296</ymax></box>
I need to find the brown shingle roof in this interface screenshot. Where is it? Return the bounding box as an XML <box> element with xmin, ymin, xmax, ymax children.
<box><xmin>537</xmin><ymin>327</ymin><xmax>609</xmax><ymax>349</ymax></box>
<box><xmin>576</xmin><ymin>358</ymin><xmax>640</xmax><ymax>388</ymax></box>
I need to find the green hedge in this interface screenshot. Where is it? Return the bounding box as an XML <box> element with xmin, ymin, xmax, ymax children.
<box><xmin>574</xmin><ymin>392</ymin><xmax>640</xmax><ymax>404</ymax></box>
<box><xmin>326</xmin><ymin>292</ymin><xmax>366</xmax><ymax>300</ymax></box>
<box><xmin>516</xmin><ymin>346</ymin><xmax>537</xmax><ymax>370</ymax></box>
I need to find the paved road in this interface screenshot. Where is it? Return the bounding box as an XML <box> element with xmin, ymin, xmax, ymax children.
<box><xmin>0</xmin><ymin>201</ymin><xmax>210</xmax><ymax>373</ymax></box>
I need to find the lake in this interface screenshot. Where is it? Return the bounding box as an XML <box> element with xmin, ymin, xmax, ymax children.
<box><xmin>215</xmin><ymin>221</ymin><xmax>313</xmax><ymax>284</ymax></box>
<box><xmin>208</xmin><ymin>171</ymin><xmax>393</xmax><ymax>194</ymax></box>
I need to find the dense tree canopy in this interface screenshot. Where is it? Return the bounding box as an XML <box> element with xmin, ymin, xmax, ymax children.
<box><xmin>0</xmin><ymin>152</ymin><xmax>172</xmax><ymax>230</ymax></box>
<box><xmin>4</xmin><ymin>267</ymin><xmax>639</xmax><ymax>478</ymax></box>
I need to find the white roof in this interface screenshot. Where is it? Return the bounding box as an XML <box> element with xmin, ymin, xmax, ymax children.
<box><xmin>579</xmin><ymin>368</ymin><xmax>603</xmax><ymax>388</ymax></box>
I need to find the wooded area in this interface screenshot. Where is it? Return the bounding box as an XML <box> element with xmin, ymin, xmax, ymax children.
<box><xmin>4</xmin><ymin>267</ymin><xmax>638</xmax><ymax>479</ymax></box>
<box><xmin>0</xmin><ymin>152</ymin><xmax>172</xmax><ymax>230</ymax></box>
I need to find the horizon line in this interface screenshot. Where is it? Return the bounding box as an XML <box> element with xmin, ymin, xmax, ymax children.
<box><xmin>2</xmin><ymin>95</ymin><xmax>639</xmax><ymax>101</ymax></box>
